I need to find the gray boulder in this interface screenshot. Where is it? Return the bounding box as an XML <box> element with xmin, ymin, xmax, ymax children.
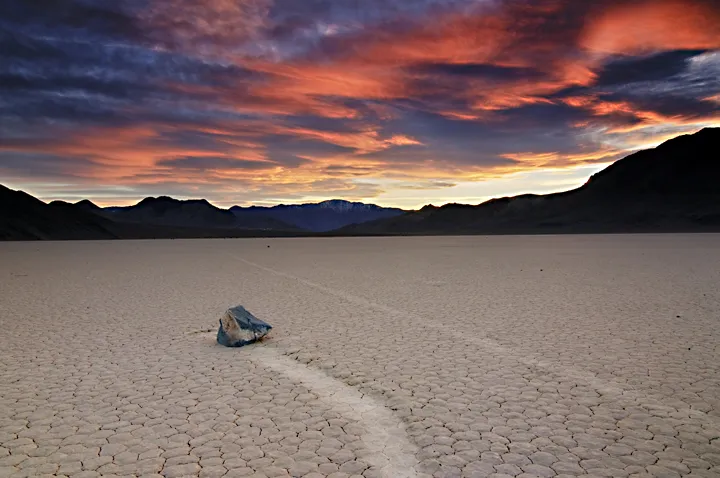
<box><xmin>217</xmin><ymin>306</ymin><xmax>272</xmax><ymax>347</ymax></box>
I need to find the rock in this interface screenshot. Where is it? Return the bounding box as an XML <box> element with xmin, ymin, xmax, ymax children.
<box><xmin>217</xmin><ymin>306</ymin><xmax>272</xmax><ymax>347</ymax></box>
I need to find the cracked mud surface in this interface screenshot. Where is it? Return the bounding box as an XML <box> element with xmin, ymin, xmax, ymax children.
<box><xmin>1</xmin><ymin>235</ymin><xmax>719</xmax><ymax>478</ymax></box>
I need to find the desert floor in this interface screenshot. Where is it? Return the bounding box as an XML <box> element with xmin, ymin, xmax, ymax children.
<box><xmin>1</xmin><ymin>235</ymin><xmax>719</xmax><ymax>478</ymax></box>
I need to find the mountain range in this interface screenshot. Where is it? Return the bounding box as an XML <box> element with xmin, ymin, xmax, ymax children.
<box><xmin>340</xmin><ymin>127</ymin><xmax>720</xmax><ymax>235</ymax></box>
<box><xmin>1</xmin><ymin>127</ymin><xmax>718</xmax><ymax>240</ymax></box>
<box><xmin>0</xmin><ymin>191</ymin><xmax>404</xmax><ymax>240</ymax></box>
<box><xmin>92</xmin><ymin>196</ymin><xmax>302</xmax><ymax>231</ymax></box>
<box><xmin>0</xmin><ymin>187</ymin><xmax>117</xmax><ymax>240</ymax></box>
<box><xmin>230</xmin><ymin>200</ymin><xmax>404</xmax><ymax>232</ymax></box>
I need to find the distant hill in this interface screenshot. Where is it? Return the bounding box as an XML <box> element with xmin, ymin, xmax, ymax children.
<box><xmin>0</xmin><ymin>189</ymin><xmax>304</xmax><ymax>240</ymax></box>
<box><xmin>0</xmin><ymin>191</ymin><xmax>399</xmax><ymax>240</ymax></box>
<box><xmin>0</xmin><ymin>185</ymin><xmax>117</xmax><ymax>240</ymax></box>
<box><xmin>74</xmin><ymin>199</ymin><xmax>102</xmax><ymax>211</ymax></box>
<box><xmin>102</xmin><ymin>196</ymin><xmax>298</xmax><ymax>231</ymax></box>
<box><xmin>231</xmin><ymin>200</ymin><xmax>406</xmax><ymax>232</ymax></box>
<box><xmin>339</xmin><ymin>128</ymin><xmax>720</xmax><ymax>235</ymax></box>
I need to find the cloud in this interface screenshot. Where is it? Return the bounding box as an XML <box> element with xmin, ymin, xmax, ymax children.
<box><xmin>0</xmin><ymin>151</ymin><xmax>105</xmax><ymax>181</ymax></box>
<box><xmin>595</xmin><ymin>50</ymin><xmax>709</xmax><ymax>86</ymax></box>
<box><xmin>581</xmin><ymin>0</ymin><xmax>720</xmax><ymax>55</ymax></box>
<box><xmin>155</xmin><ymin>156</ymin><xmax>277</xmax><ymax>170</ymax></box>
<box><xmin>1</xmin><ymin>0</ymin><xmax>719</xmax><ymax>207</ymax></box>
<box><xmin>3</xmin><ymin>0</ymin><xmax>144</xmax><ymax>42</ymax></box>
<box><xmin>407</xmin><ymin>63</ymin><xmax>544</xmax><ymax>81</ymax></box>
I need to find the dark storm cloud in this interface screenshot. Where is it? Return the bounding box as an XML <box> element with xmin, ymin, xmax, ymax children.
<box><xmin>1</xmin><ymin>92</ymin><xmax>132</xmax><ymax>125</ymax></box>
<box><xmin>156</xmin><ymin>156</ymin><xmax>274</xmax><ymax>170</ymax></box>
<box><xmin>601</xmin><ymin>92</ymin><xmax>719</xmax><ymax>119</ymax></box>
<box><xmin>0</xmin><ymin>69</ymin><xmax>162</xmax><ymax>99</ymax></box>
<box><xmin>0</xmin><ymin>25</ymin><xmax>263</xmax><ymax>128</ymax></box>
<box><xmin>0</xmin><ymin>29</ymin><xmax>70</xmax><ymax>62</ymax></box>
<box><xmin>265</xmin><ymin>0</ymin><xmax>479</xmax><ymax>41</ymax></box>
<box><xmin>0</xmin><ymin>151</ymin><xmax>102</xmax><ymax>179</ymax></box>
<box><xmin>608</xmin><ymin>51</ymin><xmax>720</xmax><ymax>101</ymax></box>
<box><xmin>146</xmin><ymin>130</ymin><xmax>250</xmax><ymax>154</ymax></box>
<box><xmin>496</xmin><ymin>102</ymin><xmax>595</xmax><ymax>130</ymax></box>
<box><xmin>595</xmin><ymin>50</ymin><xmax>709</xmax><ymax>86</ymax></box>
<box><xmin>262</xmin><ymin>149</ymin><xmax>310</xmax><ymax>169</ymax></box>
<box><xmin>265</xmin><ymin>136</ymin><xmax>356</xmax><ymax>156</ymax></box>
<box><xmin>361</xmin><ymin>107</ymin><xmax>587</xmax><ymax>168</ymax></box>
<box><xmin>2</xmin><ymin>0</ymin><xmax>144</xmax><ymax>41</ymax></box>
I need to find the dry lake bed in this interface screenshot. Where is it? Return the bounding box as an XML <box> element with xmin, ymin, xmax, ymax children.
<box><xmin>1</xmin><ymin>235</ymin><xmax>719</xmax><ymax>478</ymax></box>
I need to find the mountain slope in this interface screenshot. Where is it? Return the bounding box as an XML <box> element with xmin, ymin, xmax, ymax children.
<box><xmin>0</xmin><ymin>185</ymin><xmax>118</xmax><ymax>240</ymax></box>
<box><xmin>231</xmin><ymin>200</ymin><xmax>405</xmax><ymax>232</ymax></box>
<box><xmin>104</xmin><ymin>196</ymin><xmax>298</xmax><ymax>231</ymax></box>
<box><xmin>74</xmin><ymin>199</ymin><xmax>103</xmax><ymax>211</ymax></box>
<box><xmin>582</xmin><ymin>128</ymin><xmax>718</xmax><ymax>196</ymax></box>
<box><xmin>339</xmin><ymin>128</ymin><xmax>720</xmax><ymax>235</ymax></box>
<box><xmin>104</xmin><ymin>196</ymin><xmax>237</xmax><ymax>228</ymax></box>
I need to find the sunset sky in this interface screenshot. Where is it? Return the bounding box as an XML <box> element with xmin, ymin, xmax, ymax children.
<box><xmin>1</xmin><ymin>0</ymin><xmax>719</xmax><ymax>208</ymax></box>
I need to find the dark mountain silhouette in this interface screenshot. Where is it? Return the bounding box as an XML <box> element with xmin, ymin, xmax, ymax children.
<box><xmin>103</xmin><ymin>196</ymin><xmax>298</xmax><ymax>231</ymax></box>
<box><xmin>74</xmin><ymin>199</ymin><xmax>102</xmax><ymax>211</ymax></box>
<box><xmin>230</xmin><ymin>199</ymin><xmax>405</xmax><ymax>232</ymax></box>
<box><xmin>2</xmin><ymin>128</ymin><xmax>718</xmax><ymax>240</ymax></box>
<box><xmin>0</xmin><ymin>189</ymin><xmax>304</xmax><ymax>240</ymax></box>
<box><xmin>339</xmin><ymin>128</ymin><xmax>720</xmax><ymax>235</ymax></box>
<box><xmin>580</xmin><ymin>128</ymin><xmax>718</xmax><ymax>196</ymax></box>
<box><xmin>0</xmin><ymin>185</ymin><xmax>117</xmax><ymax>240</ymax></box>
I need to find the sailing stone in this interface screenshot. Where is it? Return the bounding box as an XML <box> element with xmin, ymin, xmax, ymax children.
<box><xmin>217</xmin><ymin>306</ymin><xmax>272</xmax><ymax>347</ymax></box>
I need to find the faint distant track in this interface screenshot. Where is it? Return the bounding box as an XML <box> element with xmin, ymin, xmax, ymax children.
<box><xmin>248</xmin><ymin>346</ymin><xmax>419</xmax><ymax>478</ymax></box>
<box><xmin>232</xmin><ymin>255</ymin><xmax>718</xmax><ymax>425</ymax></box>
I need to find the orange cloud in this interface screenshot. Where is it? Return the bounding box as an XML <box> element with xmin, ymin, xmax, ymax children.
<box><xmin>281</xmin><ymin>126</ymin><xmax>422</xmax><ymax>153</ymax></box>
<box><xmin>220</xmin><ymin>61</ymin><xmax>408</xmax><ymax>119</ymax></box>
<box><xmin>161</xmin><ymin>1</ymin><xmax>715</xmax><ymax>127</ymax></box>
<box><xmin>582</xmin><ymin>0</ymin><xmax>720</xmax><ymax>55</ymax></box>
<box><xmin>141</xmin><ymin>0</ymin><xmax>272</xmax><ymax>52</ymax></box>
<box><xmin>220</xmin><ymin>4</ymin><xmax>602</xmax><ymax>120</ymax></box>
<box><xmin>252</xmin><ymin>62</ymin><xmax>405</xmax><ymax>100</ymax></box>
<box><xmin>501</xmin><ymin>150</ymin><xmax>620</xmax><ymax>170</ymax></box>
<box><xmin>704</xmin><ymin>94</ymin><xmax>720</xmax><ymax>105</ymax></box>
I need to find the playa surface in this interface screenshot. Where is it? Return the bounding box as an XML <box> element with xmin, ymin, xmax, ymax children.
<box><xmin>1</xmin><ymin>235</ymin><xmax>719</xmax><ymax>478</ymax></box>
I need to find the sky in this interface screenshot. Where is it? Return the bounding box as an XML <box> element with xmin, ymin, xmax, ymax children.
<box><xmin>1</xmin><ymin>0</ymin><xmax>719</xmax><ymax>209</ymax></box>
